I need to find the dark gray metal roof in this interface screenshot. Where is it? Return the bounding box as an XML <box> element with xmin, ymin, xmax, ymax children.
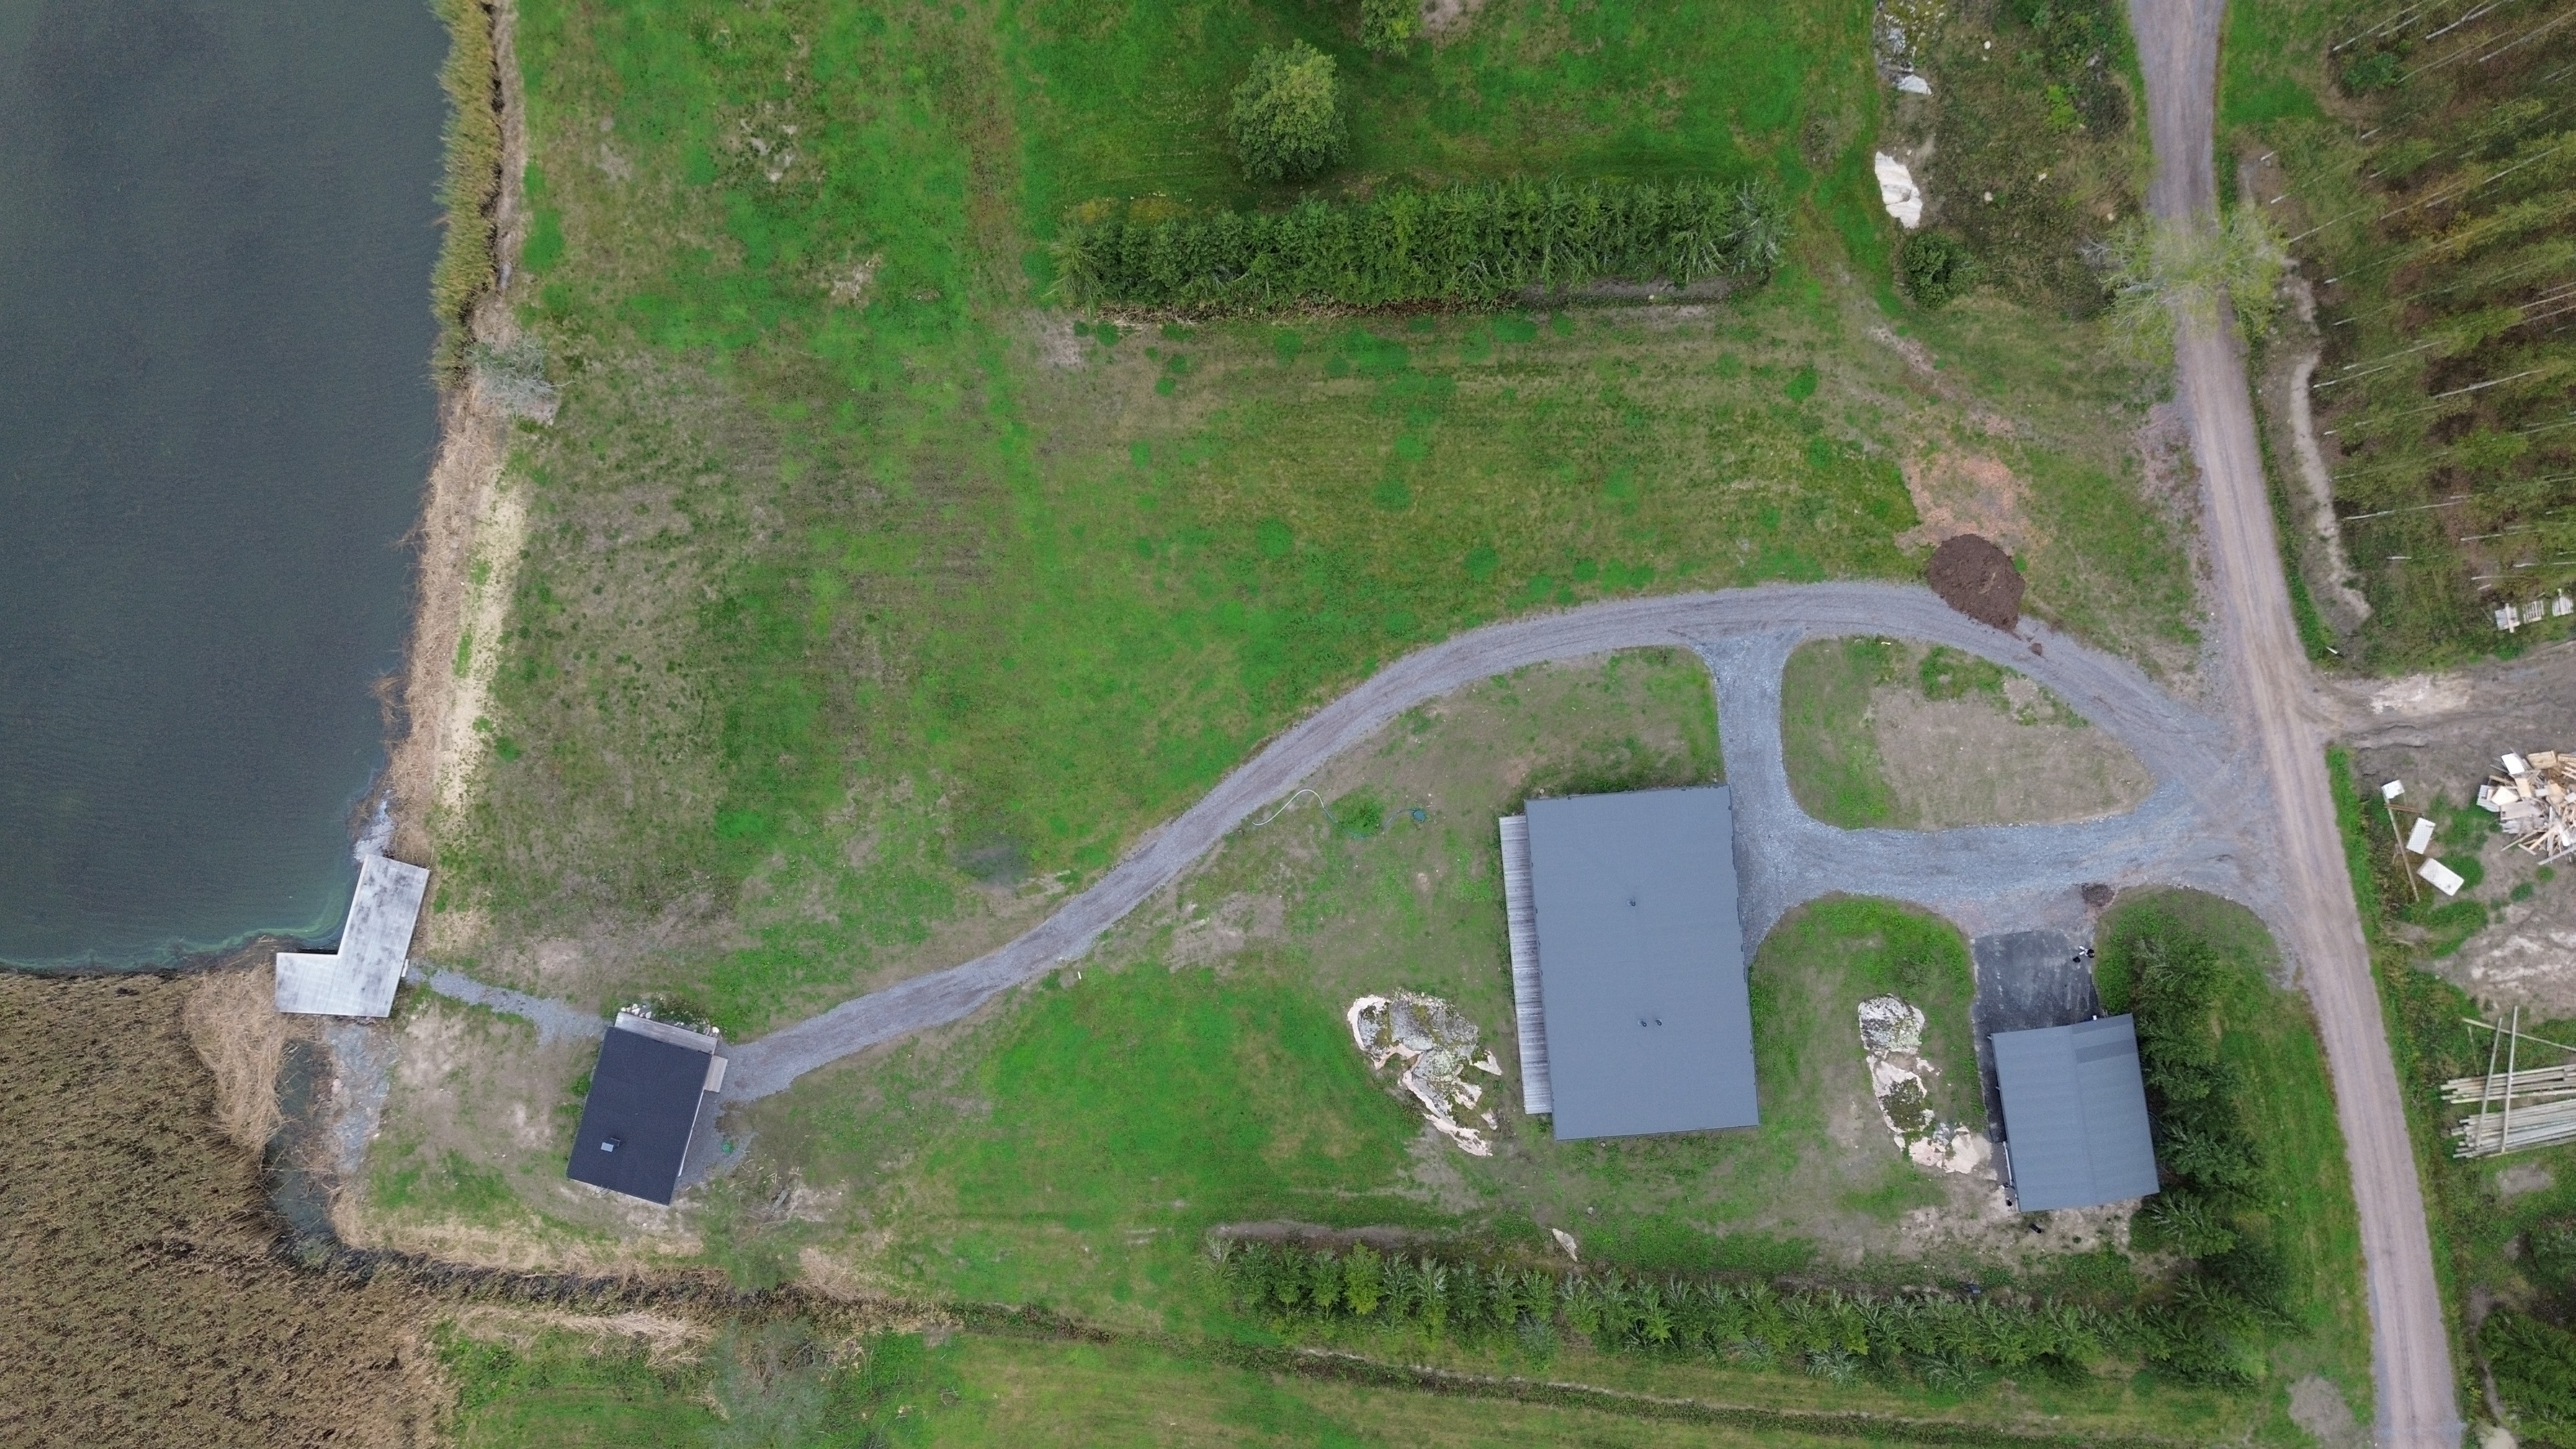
<box><xmin>1991</xmin><ymin>1015</ymin><xmax>2161</xmax><ymax>1211</ymax></box>
<box><xmin>1523</xmin><ymin>786</ymin><xmax>1757</xmax><ymax>1140</ymax></box>
<box><xmin>567</xmin><ymin>1023</ymin><xmax>718</xmax><ymax>1205</ymax></box>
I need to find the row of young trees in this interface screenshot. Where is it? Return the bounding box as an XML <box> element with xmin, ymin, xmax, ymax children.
<box><xmin>1053</xmin><ymin>178</ymin><xmax>1789</xmax><ymax>312</ymax></box>
<box><xmin>2299</xmin><ymin>0</ymin><xmax>2576</xmax><ymax>656</ymax></box>
<box><xmin>1211</xmin><ymin>1233</ymin><xmax>2273</xmax><ymax>1387</ymax></box>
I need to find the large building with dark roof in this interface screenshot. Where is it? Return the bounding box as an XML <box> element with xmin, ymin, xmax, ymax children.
<box><xmin>1499</xmin><ymin>786</ymin><xmax>1759</xmax><ymax>1140</ymax></box>
<box><xmin>1991</xmin><ymin>1015</ymin><xmax>2161</xmax><ymax>1211</ymax></box>
<box><xmin>566</xmin><ymin>1012</ymin><xmax>728</xmax><ymax>1206</ymax></box>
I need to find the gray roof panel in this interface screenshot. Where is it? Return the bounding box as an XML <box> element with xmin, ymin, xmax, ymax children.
<box><xmin>1523</xmin><ymin>787</ymin><xmax>1757</xmax><ymax>1139</ymax></box>
<box><xmin>1991</xmin><ymin>1015</ymin><xmax>2161</xmax><ymax>1211</ymax></box>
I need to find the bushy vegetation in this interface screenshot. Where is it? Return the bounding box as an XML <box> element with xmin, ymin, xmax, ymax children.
<box><xmin>2003</xmin><ymin>0</ymin><xmax>2131</xmax><ymax>136</ymax></box>
<box><xmin>1227</xmin><ymin>42</ymin><xmax>1347</xmax><ymax>184</ymax></box>
<box><xmin>1899</xmin><ymin>231</ymin><xmax>1980</xmax><ymax>308</ymax></box>
<box><xmin>2487</xmin><ymin>1312</ymin><xmax>2576</xmax><ymax>1447</ymax></box>
<box><xmin>1911</xmin><ymin>0</ymin><xmax>2139</xmax><ymax>309</ymax></box>
<box><xmin>429</xmin><ymin>0</ymin><xmax>500</xmax><ymax>379</ymax></box>
<box><xmin>1357</xmin><ymin>0</ymin><xmax>1416</xmax><ymax>55</ymax></box>
<box><xmin>1054</xmin><ymin>178</ymin><xmax>1788</xmax><ymax>311</ymax></box>
<box><xmin>1213</xmin><ymin>1235</ymin><xmax>2280</xmax><ymax>1386</ymax></box>
<box><xmin>2257</xmin><ymin>0</ymin><xmax>2576</xmax><ymax>663</ymax></box>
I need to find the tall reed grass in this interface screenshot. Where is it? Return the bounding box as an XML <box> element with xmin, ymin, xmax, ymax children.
<box><xmin>430</xmin><ymin>0</ymin><xmax>502</xmax><ymax>379</ymax></box>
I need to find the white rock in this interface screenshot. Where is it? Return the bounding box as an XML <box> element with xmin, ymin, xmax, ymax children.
<box><xmin>1897</xmin><ymin>73</ymin><xmax>1933</xmax><ymax>95</ymax></box>
<box><xmin>1875</xmin><ymin>153</ymin><xmax>1924</xmax><ymax>229</ymax></box>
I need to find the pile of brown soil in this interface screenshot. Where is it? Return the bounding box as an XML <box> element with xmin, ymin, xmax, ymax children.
<box><xmin>1927</xmin><ymin>533</ymin><xmax>2024</xmax><ymax>630</ymax></box>
<box><xmin>0</xmin><ymin>969</ymin><xmax>441</xmax><ymax>1447</ymax></box>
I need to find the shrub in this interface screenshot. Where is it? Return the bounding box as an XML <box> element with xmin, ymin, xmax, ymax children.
<box><xmin>1360</xmin><ymin>0</ymin><xmax>1417</xmax><ymax>53</ymax></box>
<box><xmin>1229</xmin><ymin>42</ymin><xmax>1347</xmax><ymax>184</ymax></box>
<box><xmin>1054</xmin><ymin>177</ymin><xmax>1789</xmax><ymax>312</ymax></box>
<box><xmin>2340</xmin><ymin>50</ymin><xmax>2403</xmax><ymax>94</ymax></box>
<box><xmin>2488</xmin><ymin>1312</ymin><xmax>2576</xmax><ymax>1445</ymax></box>
<box><xmin>1899</xmin><ymin>231</ymin><xmax>1980</xmax><ymax>307</ymax></box>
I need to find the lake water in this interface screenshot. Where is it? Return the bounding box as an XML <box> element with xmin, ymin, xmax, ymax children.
<box><xmin>0</xmin><ymin>0</ymin><xmax>449</xmax><ymax>964</ymax></box>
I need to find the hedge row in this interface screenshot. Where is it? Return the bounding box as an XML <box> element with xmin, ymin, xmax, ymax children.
<box><xmin>1212</xmin><ymin>1239</ymin><xmax>2269</xmax><ymax>1386</ymax></box>
<box><xmin>1052</xmin><ymin>178</ymin><xmax>1788</xmax><ymax>311</ymax></box>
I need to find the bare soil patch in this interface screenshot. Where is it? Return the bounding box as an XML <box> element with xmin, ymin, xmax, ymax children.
<box><xmin>1898</xmin><ymin>451</ymin><xmax>2034</xmax><ymax>558</ymax></box>
<box><xmin>1871</xmin><ymin>685</ymin><xmax>2156</xmax><ymax>828</ymax></box>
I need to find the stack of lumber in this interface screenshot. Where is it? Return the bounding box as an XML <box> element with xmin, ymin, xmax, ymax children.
<box><xmin>2456</xmin><ymin>1099</ymin><xmax>2576</xmax><ymax>1157</ymax></box>
<box><xmin>2450</xmin><ymin>1016</ymin><xmax>2576</xmax><ymax>1157</ymax></box>
<box><xmin>2479</xmin><ymin>751</ymin><xmax>2576</xmax><ymax>866</ymax></box>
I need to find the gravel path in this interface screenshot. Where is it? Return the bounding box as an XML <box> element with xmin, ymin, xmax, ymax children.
<box><xmin>712</xmin><ymin>582</ymin><xmax>2269</xmax><ymax>1100</ymax></box>
<box><xmin>2126</xmin><ymin>0</ymin><xmax>2459</xmax><ymax>1437</ymax></box>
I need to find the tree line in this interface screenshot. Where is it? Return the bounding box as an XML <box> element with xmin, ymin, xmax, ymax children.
<box><xmin>2301</xmin><ymin>1</ymin><xmax>2576</xmax><ymax>659</ymax></box>
<box><xmin>1211</xmin><ymin>1233</ymin><xmax>2276</xmax><ymax>1388</ymax></box>
<box><xmin>1053</xmin><ymin>178</ymin><xmax>1789</xmax><ymax>312</ymax></box>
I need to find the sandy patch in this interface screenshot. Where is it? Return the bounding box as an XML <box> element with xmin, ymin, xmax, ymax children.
<box><xmin>1419</xmin><ymin>0</ymin><xmax>1490</xmax><ymax>39</ymax></box>
<box><xmin>389</xmin><ymin>0</ymin><xmax>538</xmax><ymax>965</ymax></box>
<box><xmin>444</xmin><ymin>1306</ymin><xmax>714</xmax><ymax>1364</ymax></box>
<box><xmin>1895</xmin><ymin>448</ymin><xmax>2039</xmax><ymax>556</ymax></box>
<box><xmin>1166</xmin><ymin>891</ymin><xmax>1287</xmax><ymax>967</ymax></box>
<box><xmin>2289</xmin><ymin>1373</ymin><xmax>2369</xmax><ymax>1448</ymax></box>
<box><xmin>1870</xmin><ymin>687</ymin><xmax>2157</xmax><ymax>828</ymax></box>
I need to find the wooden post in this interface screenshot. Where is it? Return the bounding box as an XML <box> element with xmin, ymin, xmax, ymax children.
<box><xmin>2477</xmin><ymin>1012</ymin><xmax>2507</xmax><ymax>1155</ymax></box>
<box><xmin>2384</xmin><ymin>794</ymin><xmax>2421</xmax><ymax>904</ymax></box>
<box><xmin>2503</xmin><ymin>1005</ymin><xmax>2523</xmax><ymax>1155</ymax></box>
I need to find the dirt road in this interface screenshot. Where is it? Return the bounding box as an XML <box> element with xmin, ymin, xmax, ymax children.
<box><xmin>2125</xmin><ymin>0</ymin><xmax>2461</xmax><ymax>1438</ymax></box>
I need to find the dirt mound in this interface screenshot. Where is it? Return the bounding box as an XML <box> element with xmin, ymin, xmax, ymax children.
<box><xmin>1927</xmin><ymin>533</ymin><xmax>2023</xmax><ymax>630</ymax></box>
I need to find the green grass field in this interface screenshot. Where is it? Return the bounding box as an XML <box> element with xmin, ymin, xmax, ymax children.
<box><xmin>438</xmin><ymin>0</ymin><xmax>2190</xmax><ymax>1037</ymax></box>
<box><xmin>1779</xmin><ymin>637</ymin><xmax>1902</xmax><ymax>827</ymax></box>
<box><xmin>447</xmin><ymin>1318</ymin><xmax>2162</xmax><ymax>1446</ymax></box>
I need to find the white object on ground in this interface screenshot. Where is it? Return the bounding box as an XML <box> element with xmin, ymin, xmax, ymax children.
<box><xmin>2382</xmin><ymin>779</ymin><xmax>2405</xmax><ymax>800</ymax></box>
<box><xmin>2407</xmin><ymin>817</ymin><xmax>2438</xmax><ymax>855</ymax></box>
<box><xmin>2420</xmin><ymin>858</ymin><xmax>2466</xmax><ymax>896</ymax></box>
<box><xmin>2505</xmin><ymin>754</ymin><xmax>2531</xmax><ymax>777</ymax></box>
<box><xmin>1874</xmin><ymin>153</ymin><xmax>1924</xmax><ymax>229</ymax></box>
<box><xmin>1897</xmin><ymin>73</ymin><xmax>1933</xmax><ymax>95</ymax></box>
<box><xmin>1857</xmin><ymin>994</ymin><xmax>1926</xmax><ymax>1054</ymax></box>
<box><xmin>1856</xmin><ymin>994</ymin><xmax>1985</xmax><ymax>1175</ymax></box>
<box><xmin>1551</xmin><ymin>1227</ymin><xmax>1581</xmax><ymax>1261</ymax></box>
<box><xmin>2557</xmin><ymin>592</ymin><xmax>2573</xmax><ymax>618</ymax></box>
<box><xmin>1349</xmin><ymin>992</ymin><xmax>1496</xmax><ymax>1155</ymax></box>
<box><xmin>2499</xmin><ymin>605</ymin><xmax>2523</xmax><ymax>632</ymax></box>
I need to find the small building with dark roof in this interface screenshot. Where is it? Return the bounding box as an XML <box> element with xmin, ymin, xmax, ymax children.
<box><xmin>1991</xmin><ymin>1015</ymin><xmax>2161</xmax><ymax>1211</ymax></box>
<box><xmin>566</xmin><ymin>1012</ymin><xmax>728</xmax><ymax>1206</ymax></box>
<box><xmin>1499</xmin><ymin>786</ymin><xmax>1758</xmax><ymax>1140</ymax></box>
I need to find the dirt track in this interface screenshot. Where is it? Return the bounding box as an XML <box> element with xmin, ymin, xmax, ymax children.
<box><xmin>2125</xmin><ymin>0</ymin><xmax>2460</xmax><ymax>1438</ymax></box>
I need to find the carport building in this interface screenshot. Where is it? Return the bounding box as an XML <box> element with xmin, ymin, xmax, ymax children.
<box><xmin>566</xmin><ymin>1012</ymin><xmax>728</xmax><ymax>1206</ymax></box>
<box><xmin>1990</xmin><ymin>1015</ymin><xmax>2161</xmax><ymax>1211</ymax></box>
<box><xmin>1499</xmin><ymin>786</ymin><xmax>1759</xmax><ymax>1140</ymax></box>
